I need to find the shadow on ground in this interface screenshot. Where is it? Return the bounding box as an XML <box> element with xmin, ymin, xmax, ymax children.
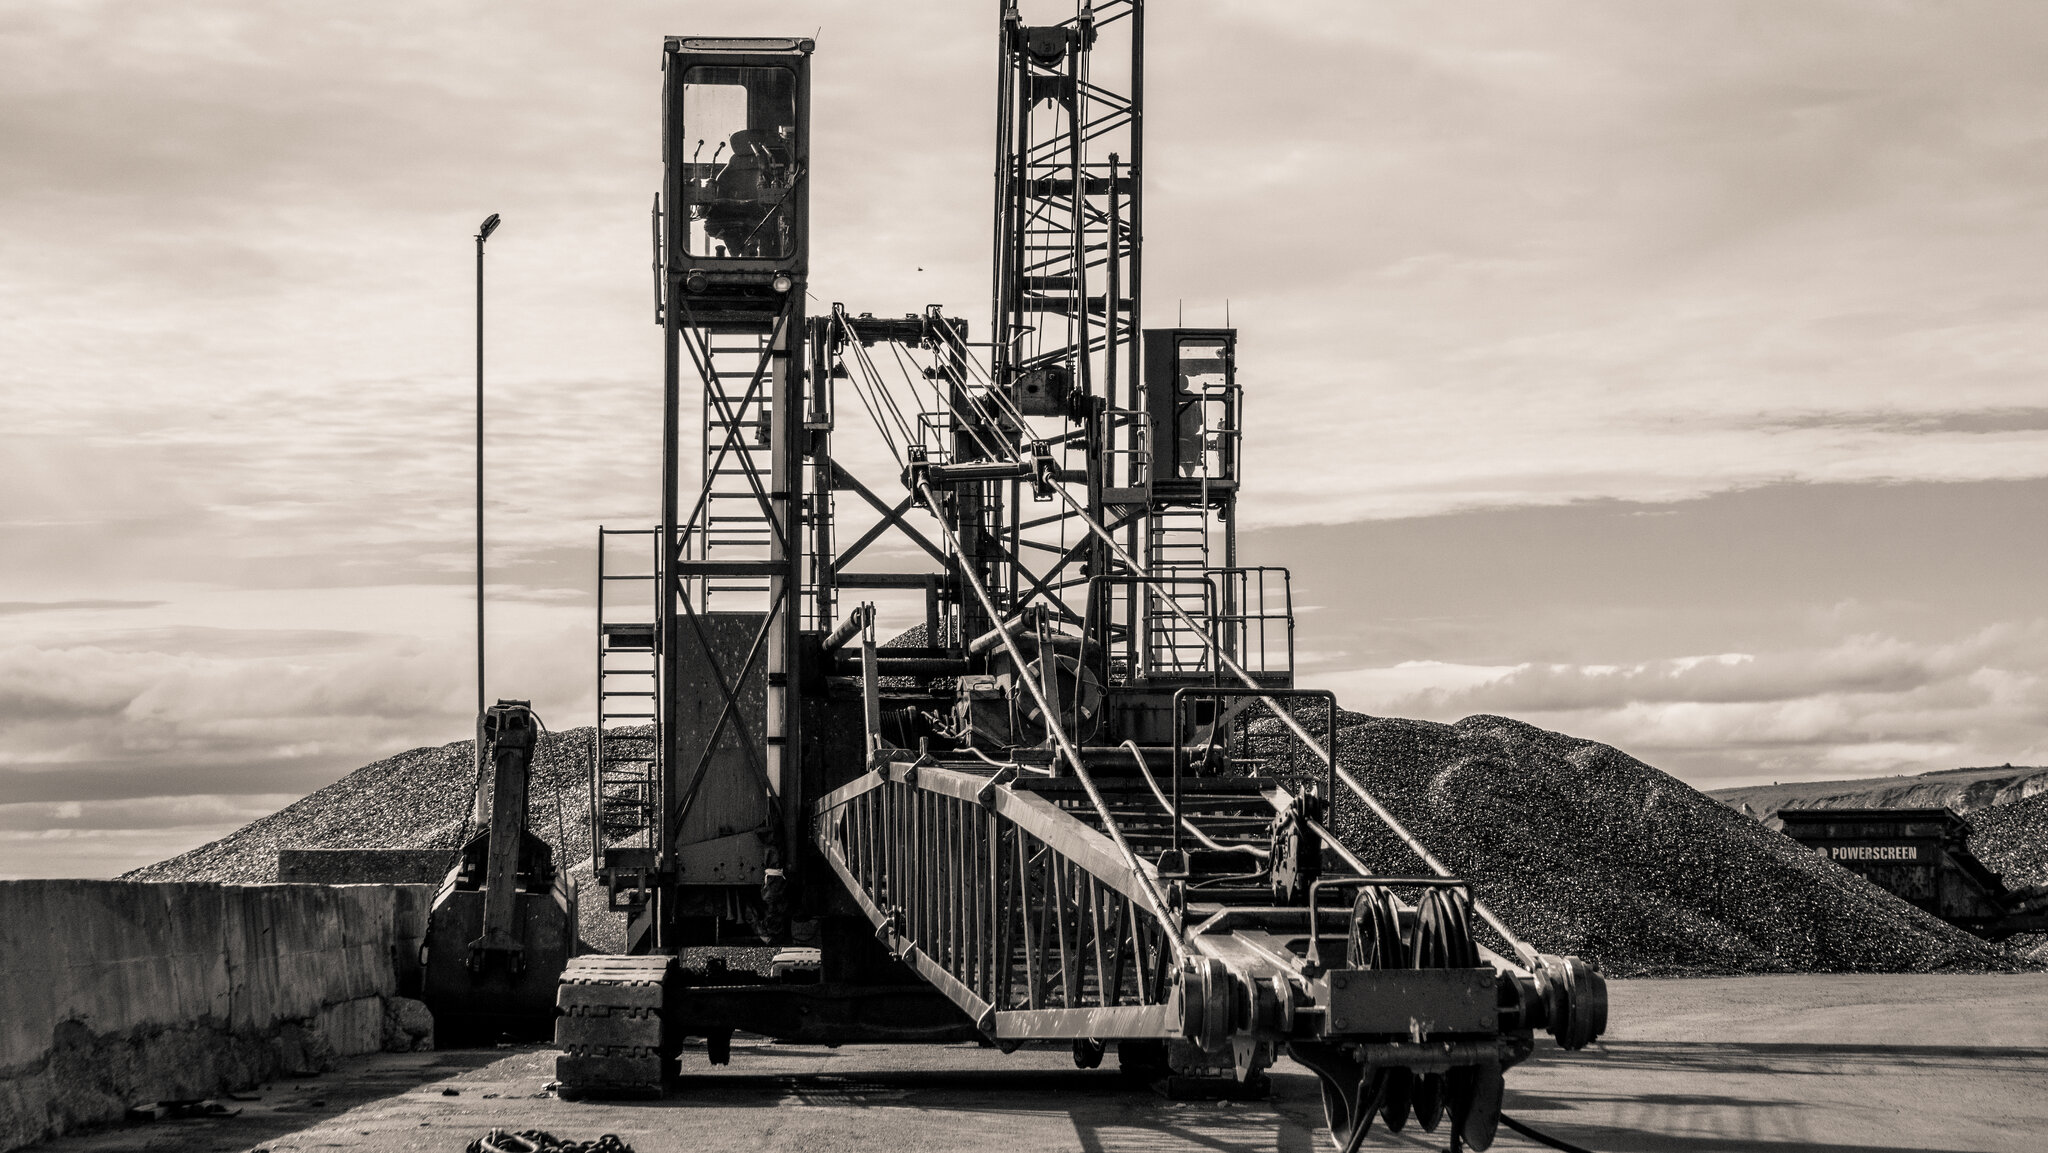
<box><xmin>33</xmin><ymin>1039</ymin><xmax>2048</xmax><ymax>1153</ymax></box>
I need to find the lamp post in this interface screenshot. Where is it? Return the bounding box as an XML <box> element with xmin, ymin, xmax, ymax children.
<box><xmin>475</xmin><ymin>213</ymin><xmax>500</xmax><ymax>772</ymax></box>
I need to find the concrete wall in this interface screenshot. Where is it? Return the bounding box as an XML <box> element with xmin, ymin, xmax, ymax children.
<box><xmin>0</xmin><ymin>880</ymin><xmax>433</xmax><ymax>1153</ymax></box>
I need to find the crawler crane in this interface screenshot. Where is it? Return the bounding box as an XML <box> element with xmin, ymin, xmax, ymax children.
<box><xmin>556</xmin><ymin>7</ymin><xmax>1608</xmax><ymax>1149</ymax></box>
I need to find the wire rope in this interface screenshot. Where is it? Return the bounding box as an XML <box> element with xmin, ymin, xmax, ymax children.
<box><xmin>840</xmin><ymin>316</ymin><xmax>920</xmax><ymax>449</ymax></box>
<box><xmin>913</xmin><ymin>476</ymin><xmax>1182</xmax><ymax>951</ymax></box>
<box><xmin>833</xmin><ymin>337</ymin><xmax>905</xmax><ymax>469</ymax></box>
<box><xmin>1046</xmin><ymin>481</ymin><xmax>1536</xmax><ymax>962</ymax></box>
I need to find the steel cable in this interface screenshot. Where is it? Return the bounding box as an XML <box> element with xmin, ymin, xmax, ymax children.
<box><xmin>1498</xmin><ymin>1114</ymin><xmax>1600</xmax><ymax>1153</ymax></box>
<box><xmin>1047</xmin><ymin>483</ymin><xmax>1538</xmax><ymax>964</ymax></box>
<box><xmin>530</xmin><ymin>710</ymin><xmax>568</xmax><ymax>865</ymax></box>
<box><xmin>911</xmin><ymin>318</ymin><xmax>1536</xmax><ymax>961</ymax></box>
<box><xmin>888</xmin><ymin>338</ymin><xmax>1001</xmax><ymax>463</ymax></box>
<box><xmin>914</xmin><ymin>477</ymin><xmax>1182</xmax><ymax>953</ymax></box>
<box><xmin>835</xmin><ymin>350</ymin><xmax>905</xmax><ymax>469</ymax></box>
<box><xmin>839</xmin><ymin>316</ymin><xmax>920</xmax><ymax>450</ymax></box>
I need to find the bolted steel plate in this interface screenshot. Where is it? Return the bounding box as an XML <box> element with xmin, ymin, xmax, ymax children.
<box><xmin>1320</xmin><ymin>968</ymin><xmax>1498</xmax><ymax>1036</ymax></box>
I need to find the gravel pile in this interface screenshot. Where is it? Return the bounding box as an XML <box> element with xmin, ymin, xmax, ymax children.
<box><xmin>1964</xmin><ymin>799</ymin><xmax>2048</xmax><ymax>964</ymax></box>
<box><xmin>123</xmin><ymin>728</ymin><xmax>627</xmax><ymax>952</ymax></box>
<box><xmin>1240</xmin><ymin>709</ymin><xmax>2030</xmax><ymax>977</ymax></box>
<box><xmin>1966</xmin><ymin>794</ymin><xmax>2048</xmax><ymax>966</ymax></box>
<box><xmin>1968</xmin><ymin>791</ymin><xmax>2048</xmax><ymax>892</ymax></box>
<box><xmin>135</xmin><ymin>701</ymin><xmax>2038</xmax><ymax>976</ymax></box>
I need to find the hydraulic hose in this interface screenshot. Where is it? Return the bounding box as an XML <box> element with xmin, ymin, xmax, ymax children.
<box><xmin>1122</xmin><ymin>740</ymin><xmax>1267</xmax><ymax>858</ymax></box>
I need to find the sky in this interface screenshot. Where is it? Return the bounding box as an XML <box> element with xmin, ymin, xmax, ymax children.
<box><xmin>5</xmin><ymin>0</ymin><xmax>2048</xmax><ymax>878</ymax></box>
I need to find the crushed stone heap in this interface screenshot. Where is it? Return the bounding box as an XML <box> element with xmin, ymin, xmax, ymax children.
<box><xmin>1241</xmin><ymin>710</ymin><xmax>2027</xmax><ymax>977</ymax></box>
<box><xmin>1968</xmin><ymin>796</ymin><xmax>2048</xmax><ymax>963</ymax></box>
<box><xmin>1969</xmin><ymin>790</ymin><xmax>2048</xmax><ymax>891</ymax></box>
<box><xmin>129</xmin><ymin>709</ymin><xmax>2034</xmax><ymax>976</ymax></box>
<box><xmin>123</xmin><ymin>729</ymin><xmax>599</xmax><ymax>885</ymax></box>
<box><xmin>122</xmin><ymin>729</ymin><xmax>626</xmax><ymax>952</ymax></box>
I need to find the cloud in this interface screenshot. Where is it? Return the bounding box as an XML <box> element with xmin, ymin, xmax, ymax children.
<box><xmin>0</xmin><ymin>794</ymin><xmax>299</xmax><ymax>833</ymax></box>
<box><xmin>0</xmin><ymin>600</ymin><xmax>165</xmax><ymax>615</ymax></box>
<box><xmin>1752</xmin><ymin>408</ymin><xmax>2048</xmax><ymax>435</ymax></box>
<box><xmin>0</xmin><ymin>636</ymin><xmax>464</xmax><ymax>765</ymax></box>
<box><xmin>1382</xmin><ymin>632</ymin><xmax>2011</xmax><ymax>713</ymax></box>
<box><xmin>1275</xmin><ymin>482</ymin><xmax>2048</xmax><ymax>787</ymax></box>
<box><xmin>10</xmin><ymin>2</ymin><xmax>2048</xmax><ymax>868</ymax></box>
<box><xmin>1311</xmin><ymin>625</ymin><xmax>2048</xmax><ymax>787</ymax></box>
<box><xmin>10</xmin><ymin>0</ymin><xmax>2048</xmax><ymax>552</ymax></box>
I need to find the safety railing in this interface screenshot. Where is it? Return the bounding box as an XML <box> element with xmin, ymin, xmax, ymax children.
<box><xmin>1209</xmin><ymin>565</ymin><xmax>1295</xmax><ymax>681</ymax></box>
<box><xmin>1090</xmin><ymin>574</ymin><xmax>1218</xmax><ymax>682</ymax></box>
<box><xmin>815</xmin><ymin>760</ymin><xmax>1184</xmax><ymax>1030</ymax></box>
<box><xmin>1171</xmin><ymin>687</ymin><xmax>1337</xmax><ymax>857</ymax></box>
<box><xmin>593</xmin><ymin>526</ymin><xmax>663</xmax><ymax>870</ymax></box>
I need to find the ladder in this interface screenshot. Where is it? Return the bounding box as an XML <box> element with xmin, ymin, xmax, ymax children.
<box><xmin>594</xmin><ymin>527</ymin><xmax>661</xmax><ymax>864</ymax></box>
<box><xmin>1144</xmin><ymin>502</ymin><xmax>1214</xmax><ymax>674</ymax></box>
<box><xmin>691</xmin><ymin>336</ymin><xmax>778</xmax><ymax>611</ymax></box>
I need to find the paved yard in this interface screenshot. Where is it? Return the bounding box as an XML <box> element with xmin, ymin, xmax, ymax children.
<box><xmin>31</xmin><ymin>974</ymin><xmax>2048</xmax><ymax>1153</ymax></box>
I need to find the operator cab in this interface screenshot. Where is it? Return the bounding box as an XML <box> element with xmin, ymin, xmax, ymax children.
<box><xmin>1142</xmin><ymin>328</ymin><xmax>1240</xmax><ymax>502</ymax></box>
<box><xmin>663</xmin><ymin>37</ymin><xmax>812</xmax><ymax>332</ymax></box>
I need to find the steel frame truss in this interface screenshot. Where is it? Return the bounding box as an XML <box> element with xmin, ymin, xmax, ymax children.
<box><xmin>815</xmin><ymin>758</ymin><xmax>1186</xmax><ymax>1040</ymax></box>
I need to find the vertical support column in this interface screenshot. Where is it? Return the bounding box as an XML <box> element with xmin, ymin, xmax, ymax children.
<box><xmin>1125</xmin><ymin>1</ymin><xmax>1147</xmax><ymax>667</ymax></box>
<box><xmin>1066</xmin><ymin>21</ymin><xmax>1092</xmax><ymax>404</ymax></box>
<box><xmin>659</xmin><ymin>36</ymin><xmax>812</xmax><ymax>935</ymax></box>
<box><xmin>771</xmin><ymin>302</ymin><xmax>807</xmax><ymax>891</ymax></box>
<box><xmin>807</xmin><ymin>315</ymin><xmax>835</xmax><ymax>631</ymax></box>
<box><xmin>658</xmin><ymin>188</ymin><xmax>683</xmax><ymax>939</ymax></box>
<box><xmin>767</xmin><ymin>316</ymin><xmax>793</xmax><ymax>803</ymax></box>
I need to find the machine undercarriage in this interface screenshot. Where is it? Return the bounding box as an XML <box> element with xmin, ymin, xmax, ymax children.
<box><xmin>553</xmin><ymin>7</ymin><xmax>1607</xmax><ymax>1149</ymax></box>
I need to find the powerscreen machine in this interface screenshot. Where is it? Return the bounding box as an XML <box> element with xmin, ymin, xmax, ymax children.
<box><xmin>556</xmin><ymin>13</ymin><xmax>1607</xmax><ymax>1150</ymax></box>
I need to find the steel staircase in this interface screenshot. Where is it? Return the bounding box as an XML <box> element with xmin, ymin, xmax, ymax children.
<box><xmin>692</xmin><ymin>337</ymin><xmax>778</xmax><ymax>611</ymax></box>
<box><xmin>1144</xmin><ymin>503</ymin><xmax>1214</xmax><ymax>675</ymax></box>
<box><xmin>594</xmin><ymin>527</ymin><xmax>661</xmax><ymax>869</ymax></box>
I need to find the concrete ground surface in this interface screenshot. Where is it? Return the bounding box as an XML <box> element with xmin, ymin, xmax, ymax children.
<box><xmin>28</xmin><ymin>974</ymin><xmax>2047</xmax><ymax>1153</ymax></box>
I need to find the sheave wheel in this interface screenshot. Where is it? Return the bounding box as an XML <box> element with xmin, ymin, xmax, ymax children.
<box><xmin>1409</xmin><ymin>887</ymin><xmax>1501</xmax><ymax>1150</ymax></box>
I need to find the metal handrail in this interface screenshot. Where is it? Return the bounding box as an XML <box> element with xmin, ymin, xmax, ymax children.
<box><xmin>1207</xmin><ymin>565</ymin><xmax>1295</xmax><ymax>678</ymax></box>
<box><xmin>1303</xmin><ymin>874</ymin><xmax>1471</xmax><ymax>973</ymax></box>
<box><xmin>1120</xmin><ymin>740</ymin><xmax>1268</xmax><ymax>859</ymax></box>
<box><xmin>1170</xmin><ymin>687</ymin><xmax>1336</xmax><ymax>858</ymax></box>
<box><xmin>1087</xmin><ymin>573</ymin><xmax>1219</xmax><ymax>680</ymax></box>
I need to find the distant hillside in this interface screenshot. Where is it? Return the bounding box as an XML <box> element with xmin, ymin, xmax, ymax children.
<box><xmin>1710</xmin><ymin>765</ymin><xmax>2048</xmax><ymax>826</ymax></box>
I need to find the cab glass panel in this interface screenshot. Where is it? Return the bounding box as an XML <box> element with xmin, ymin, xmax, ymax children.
<box><xmin>679</xmin><ymin>66</ymin><xmax>800</xmax><ymax>260</ymax></box>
